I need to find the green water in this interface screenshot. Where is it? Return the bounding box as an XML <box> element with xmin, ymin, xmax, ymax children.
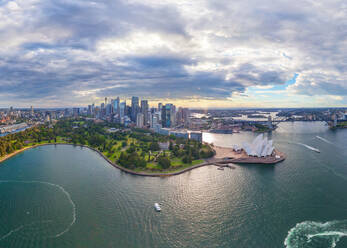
<box><xmin>0</xmin><ymin>122</ymin><xmax>346</xmax><ymax>248</ymax></box>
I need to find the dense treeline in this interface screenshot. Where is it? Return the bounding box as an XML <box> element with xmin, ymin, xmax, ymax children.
<box><xmin>0</xmin><ymin>119</ymin><xmax>119</xmax><ymax>157</ymax></box>
<box><xmin>0</xmin><ymin>125</ymin><xmax>50</xmax><ymax>156</ymax></box>
<box><xmin>117</xmin><ymin>133</ymin><xmax>214</xmax><ymax>170</ymax></box>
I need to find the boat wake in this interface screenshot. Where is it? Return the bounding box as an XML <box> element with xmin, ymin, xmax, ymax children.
<box><xmin>0</xmin><ymin>180</ymin><xmax>76</xmax><ymax>241</ymax></box>
<box><xmin>316</xmin><ymin>136</ymin><xmax>334</xmax><ymax>145</ymax></box>
<box><xmin>296</xmin><ymin>143</ymin><xmax>320</xmax><ymax>153</ymax></box>
<box><xmin>0</xmin><ymin>220</ymin><xmax>53</xmax><ymax>241</ymax></box>
<box><xmin>284</xmin><ymin>220</ymin><xmax>347</xmax><ymax>248</ymax></box>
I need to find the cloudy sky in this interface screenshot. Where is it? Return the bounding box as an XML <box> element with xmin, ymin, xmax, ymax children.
<box><xmin>0</xmin><ymin>0</ymin><xmax>346</xmax><ymax>108</ymax></box>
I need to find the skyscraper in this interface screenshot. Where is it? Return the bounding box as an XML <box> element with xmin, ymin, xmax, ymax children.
<box><xmin>182</xmin><ymin>108</ymin><xmax>190</xmax><ymax>126</ymax></box>
<box><xmin>87</xmin><ymin>105</ymin><xmax>92</xmax><ymax>116</ymax></box>
<box><xmin>161</xmin><ymin>104</ymin><xmax>175</xmax><ymax>127</ymax></box>
<box><xmin>120</xmin><ymin>101</ymin><xmax>126</xmax><ymax>119</ymax></box>
<box><xmin>176</xmin><ymin>107</ymin><xmax>190</xmax><ymax>126</ymax></box>
<box><xmin>161</xmin><ymin>106</ymin><xmax>167</xmax><ymax>127</ymax></box>
<box><xmin>131</xmin><ymin>96</ymin><xmax>139</xmax><ymax>122</ymax></box>
<box><xmin>150</xmin><ymin>113</ymin><xmax>159</xmax><ymax>128</ymax></box>
<box><xmin>106</xmin><ymin>104</ymin><xmax>112</xmax><ymax>116</ymax></box>
<box><xmin>141</xmin><ymin>100</ymin><xmax>149</xmax><ymax>125</ymax></box>
<box><xmin>113</xmin><ymin>97</ymin><xmax>120</xmax><ymax>117</ymax></box>
<box><xmin>73</xmin><ymin>108</ymin><xmax>80</xmax><ymax>117</ymax></box>
<box><xmin>136</xmin><ymin>113</ymin><xmax>144</xmax><ymax>128</ymax></box>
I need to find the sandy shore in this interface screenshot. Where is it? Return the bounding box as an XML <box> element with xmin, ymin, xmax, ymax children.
<box><xmin>0</xmin><ymin>145</ymin><xmax>37</xmax><ymax>163</ymax></box>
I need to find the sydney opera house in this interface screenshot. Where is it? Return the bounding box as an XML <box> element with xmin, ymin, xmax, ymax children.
<box><xmin>242</xmin><ymin>134</ymin><xmax>275</xmax><ymax>157</ymax></box>
<box><xmin>232</xmin><ymin>134</ymin><xmax>275</xmax><ymax>157</ymax></box>
<box><xmin>218</xmin><ymin>134</ymin><xmax>285</xmax><ymax>164</ymax></box>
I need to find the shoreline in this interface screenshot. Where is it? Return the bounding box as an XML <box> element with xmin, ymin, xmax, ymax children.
<box><xmin>0</xmin><ymin>143</ymin><xmax>286</xmax><ymax>177</ymax></box>
<box><xmin>0</xmin><ymin>145</ymin><xmax>41</xmax><ymax>163</ymax></box>
<box><xmin>0</xmin><ymin>143</ymin><xmax>212</xmax><ymax>177</ymax></box>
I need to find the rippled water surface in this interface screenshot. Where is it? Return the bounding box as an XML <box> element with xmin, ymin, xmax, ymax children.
<box><xmin>0</xmin><ymin>122</ymin><xmax>347</xmax><ymax>248</ymax></box>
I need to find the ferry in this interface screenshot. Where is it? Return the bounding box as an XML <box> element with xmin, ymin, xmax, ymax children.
<box><xmin>154</xmin><ymin>203</ymin><xmax>161</xmax><ymax>212</ymax></box>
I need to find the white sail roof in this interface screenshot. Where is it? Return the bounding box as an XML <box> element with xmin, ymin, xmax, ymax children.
<box><xmin>242</xmin><ymin>134</ymin><xmax>275</xmax><ymax>157</ymax></box>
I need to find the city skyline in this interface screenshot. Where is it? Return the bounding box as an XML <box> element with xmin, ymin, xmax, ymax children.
<box><xmin>1</xmin><ymin>1</ymin><xmax>347</xmax><ymax>247</ymax></box>
<box><xmin>0</xmin><ymin>0</ymin><xmax>346</xmax><ymax>108</ymax></box>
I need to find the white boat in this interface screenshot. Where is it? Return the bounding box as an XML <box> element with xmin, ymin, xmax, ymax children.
<box><xmin>154</xmin><ymin>203</ymin><xmax>161</xmax><ymax>212</ymax></box>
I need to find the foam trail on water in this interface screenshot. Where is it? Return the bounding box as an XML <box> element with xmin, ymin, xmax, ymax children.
<box><xmin>0</xmin><ymin>226</ymin><xmax>24</xmax><ymax>241</ymax></box>
<box><xmin>296</xmin><ymin>143</ymin><xmax>320</xmax><ymax>153</ymax></box>
<box><xmin>308</xmin><ymin>231</ymin><xmax>347</xmax><ymax>239</ymax></box>
<box><xmin>0</xmin><ymin>180</ymin><xmax>76</xmax><ymax>240</ymax></box>
<box><xmin>316</xmin><ymin>136</ymin><xmax>334</xmax><ymax>145</ymax></box>
<box><xmin>0</xmin><ymin>220</ymin><xmax>53</xmax><ymax>241</ymax></box>
<box><xmin>284</xmin><ymin>220</ymin><xmax>347</xmax><ymax>248</ymax></box>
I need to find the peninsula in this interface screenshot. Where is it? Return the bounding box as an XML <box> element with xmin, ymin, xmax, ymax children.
<box><xmin>0</xmin><ymin>118</ymin><xmax>287</xmax><ymax>178</ymax></box>
<box><xmin>0</xmin><ymin>119</ymin><xmax>215</xmax><ymax>175</ymax></box>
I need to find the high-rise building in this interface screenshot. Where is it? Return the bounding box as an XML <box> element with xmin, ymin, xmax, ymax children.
<box><xmin>170</xmin><ymin>104</ymin><xmax>176</xmax><ymax>127</ymax></box>
<box><xmin>113</xmin><ymin>97</ymin><xmax>120</xmax><ymax>116</ymax></box>
<box><xmin>150</xmin><ymin>113</ymin><xmax>159</xmax><ymax>128</ymax></box>
<box><xmin>131</xmin><ymin>96</ymin><xmax>139</xmax><ymax>121</ymax></box>
<box><xmin>136</xmin><ymin>113</ymin><xmax>144</xmax><ymax>128</ymax></box>
<box><xmin>176</xmin><ymin>107</ymin><xmax>189</xmax><ymax>126</ymax></box>
<box><xmin>158</xmin><ymin>103</ymin><xmax>162</xmax><ymax>112</ymax></box>
<box><xmin>161</xmin><ymin>106</ymin><xmax>167</xmax><ymax>127</ymax></box>
<box><xmin>141</xmin><ymin>100</ymin><xmax>149</xmax><ymax>125</ymax></box>
<box><xmin>73</xmin><ymin>108</ymin><xmax>80</xmax><ymax>117</ymax></box>
<box><xmin>161</xmin><ymin>104</ymin><xmax>175</xmax><ymax>127</ymax></box>
<box><xmin>120</xmin><ymin>101</ymin><xmax>126</xmax><ymax>119</ymax></box>
<box><xmin>100</xmin><ymin>103</ymin><xmax>105</xmax><ymax>117</ymax></box>
<box><xmin>30</xmin><ymin>106</ymin><xmax>34</xmax><ymax>116</ymax></box>
<box><xmin>106</xmin><ymin>104</ymin><xmax>112</xmax><ymax>116</ymax></box>
<box><xmin>149</xmin><ymin>112</ymin><xmax>153</xmax><ymax>128</ymax></box>
<box><xmin>64</xmin><ymin>108</ymin><xmax>71</xmax><ymax>117</ymax></box>
<box><xmin>182</xmin><ymin>108</ymin><xmax>190</xmax><ymax>126</ymax></box>
<box><xmin>87</xmin><ymin>105</ymin><xmax>92</xmax><ymax>116</ymax></box>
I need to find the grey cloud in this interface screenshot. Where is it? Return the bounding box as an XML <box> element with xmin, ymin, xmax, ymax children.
<box><xmin>0</xmin><ymin>0</ymin><xmax>345</xmax><ymax>106</ymax></box>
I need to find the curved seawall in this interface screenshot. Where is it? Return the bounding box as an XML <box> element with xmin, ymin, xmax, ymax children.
<box><xmin>0</xmin><ymin>143</ymin><xmax>210</xmax><ymax>177</ymax></box>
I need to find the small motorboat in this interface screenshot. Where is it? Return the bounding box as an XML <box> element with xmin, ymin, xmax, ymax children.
<box><xmin>217</xmin><ymin>167</ymin><xmax>224</xmax><ymax>170</ymax></box>
<box><xmin>154</xmin><ymin>203</ymin><xmax>161</xmax><ymax>212</ymax></box>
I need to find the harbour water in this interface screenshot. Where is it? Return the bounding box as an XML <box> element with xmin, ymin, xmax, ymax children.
<box><xmin>0</xmin><ymin>122</ymin><xmax>346</xmax><ymax>247</ymax></box>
